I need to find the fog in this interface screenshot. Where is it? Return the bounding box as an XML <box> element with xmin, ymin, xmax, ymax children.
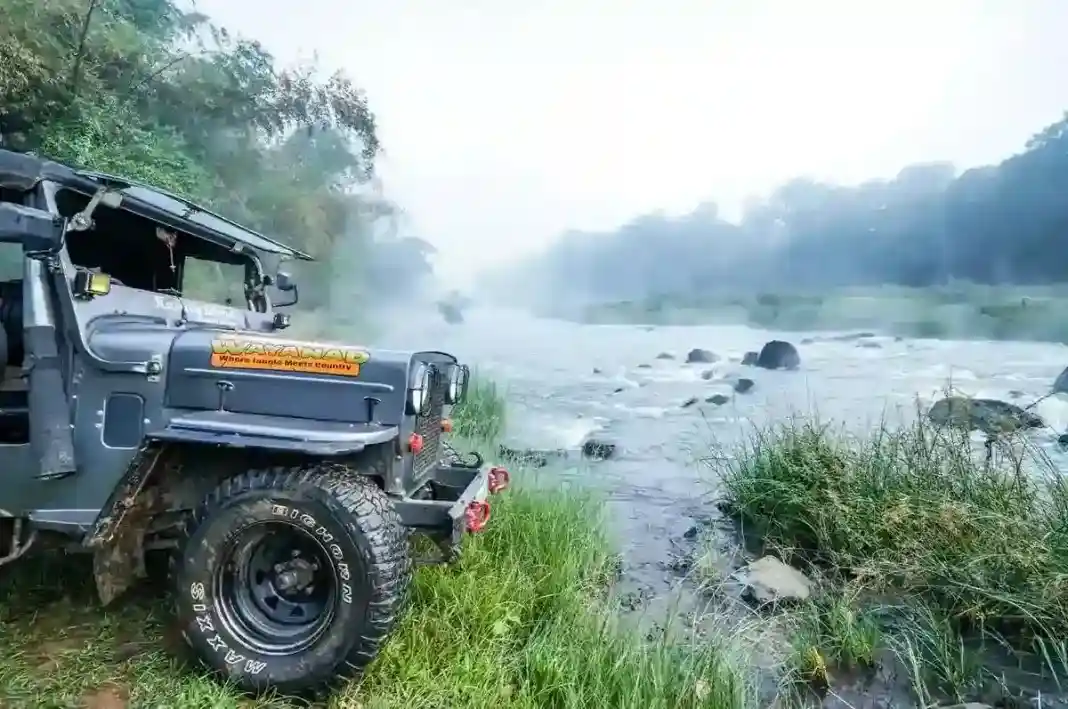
<box><xmin>187</xmin><ymin>0</ymin><xmax>1068</xmax><ymax>293</ymax></box>
<box><xmin>475</xmin><ymin>108</ymin><xmax>1068</xmax><ymax>318</ymax></box>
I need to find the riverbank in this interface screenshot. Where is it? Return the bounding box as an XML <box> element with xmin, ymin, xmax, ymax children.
<box><xmin>571</xmin><ymin>283</ymin><xmax>1068</xmax><ymax>342</ymax></box>
<box><xmin>714</xmin><ymin>414</ymin><xmax>1068</xmax><ymax>707</ymax></box>
<box><xmin>0</xmin><ymin>378</ymin><xmax>756</xmax><ymax>709</ymax></box>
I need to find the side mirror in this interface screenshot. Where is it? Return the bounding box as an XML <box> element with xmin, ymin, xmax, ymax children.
<box><xmin>271</xmin><ymin>270</ymin><xmax>298</xmax><ymax>307</ymax></box>
<box><xmin>276</xmin><ymin>271</ymin><xmax>296</xmax><ymax>291</ymax></box>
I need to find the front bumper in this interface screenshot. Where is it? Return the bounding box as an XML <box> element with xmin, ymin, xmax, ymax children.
<box><xmin>392</xmin><ymin>461</ymin><xmax>510</xmax><ymax>544</ymax></box>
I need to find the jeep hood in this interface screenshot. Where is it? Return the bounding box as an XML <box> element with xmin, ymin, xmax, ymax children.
<box><xmin>159</xmin><ymin>329</ymin><xmax>418</xmax><ymax>425</ymax></box>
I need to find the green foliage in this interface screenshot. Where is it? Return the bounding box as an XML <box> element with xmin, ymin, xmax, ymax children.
<box><xmin>0</xmin><ymin>0</ymin><xmax>429</xmax><ymax>321</ymax></box>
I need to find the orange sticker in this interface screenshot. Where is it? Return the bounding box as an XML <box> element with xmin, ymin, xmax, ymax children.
<box><xmin>210</xmin><ymin>339</ymin><xmax>369</xmax><ymax>377</ymax></box>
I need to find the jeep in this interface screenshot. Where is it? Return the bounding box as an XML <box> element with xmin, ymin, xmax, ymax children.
<box><xmin>0</xmin><ymin>149</ymin><xmax>510</xmax><ymax>694</ymax></box>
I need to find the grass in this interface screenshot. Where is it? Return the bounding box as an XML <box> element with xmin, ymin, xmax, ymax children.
<box><xmin>451</xmin><ymin>372</ymin><xmax>507</xmax><ymax>441</ymax></box>
<box><xmin>574</xmin><ymin>282</ymin><xmax>1068</xmax><ymax>342</ymax></box>
<box><xmin>717</xmin><ymin>413</ymin><xmax>1068</xmax><ymax>705</ymax></box>
<box><xmin>0</xmin><ymin>376</ymin><xmax>757</xmax><ymax>709</ymax></box>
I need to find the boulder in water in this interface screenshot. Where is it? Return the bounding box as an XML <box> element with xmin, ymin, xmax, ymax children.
<box><xmin>437</xmin><ymin>301</ymin><xmax>464</xmax><ymax>324</ymax></box>
<box><xmin>656</xmin><ymin>352</ymin><xmax>675</xmax><ymax>360</ymax></box>
<box><xmin>498</xmin><ymin>445</ymin><xmax>567</xmax><ymax>468</ymax></box>
<box><xmin>927</xmin><ymin>397</ymin><xmax>1044</xmax><ymax>435</ymax></box>
<box><xmin>582</xmin><ymin>439</ymin><xmax>616</xmax><ymax>460</ymax></box>
<box><xmin>681</xmin><ymin>396</ymin><xmax>699</xmax><ymax>408</ymax></box>
<box><xmin>741</xmin><ymin>351</ymin><xmax>759</xmax><ymax>366</ymax></box>
<box><xmin>733</xmin><ymin>378</ymin><xmax>754</xmax><ymax>394</ymax></box>
<box><xmin>705</xmin><ymin>394</ymin><xmax>730</xmax><ymax>405</ymax></box>
<box><xmin>741</xmin><ymin>556</ymin><xmax>813</xmax><ymax>605</ymax></box>
<box><xmin>756</xmin><ymin>340</ymin><xmax>800</xmax><ymax>370</ymax></box>
<box><xmin>686</xmin><ymin>348</ymin><xmax>717</xmax><ymax>363</ymax></box>
<box><xmin>700</xmin><ymin>369</ymin><xmax>717</xmax><ymax>380</ymax></box>
<box><xmin>1054</xmin><ymin>366</ymin><xmax>1068</xmax><ymax>395</ymax></box>
<box><xmin>637</xmin><ymin>363</ymin><xmax>652</xmax><ymax>369</ymax></box>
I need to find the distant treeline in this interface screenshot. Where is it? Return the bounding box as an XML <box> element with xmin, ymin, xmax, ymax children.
<box><xmin>502</xmin><ymin>112</ymin><xmax>1068</xmax><ymax>303</ymax></box>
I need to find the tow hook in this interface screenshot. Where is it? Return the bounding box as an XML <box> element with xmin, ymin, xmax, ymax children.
<box><xmin>465</xmin><ymin>500</ymin><xmax>491</xmax><ymax>533</ymax></box>
<box><xmin>488</xmin><ymin>466</ymin><xmax>510</xmax><ymax>494</ymax></box>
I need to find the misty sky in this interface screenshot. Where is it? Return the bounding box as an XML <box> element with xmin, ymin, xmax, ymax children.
<box><xmin>194</xmin><ymin>0</ymin><xmax>1068</xmax><ymax>285</ymax></box>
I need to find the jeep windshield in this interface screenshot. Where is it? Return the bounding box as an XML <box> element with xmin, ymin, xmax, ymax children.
<box><xmin>74</xmin><ymin>170</ymin><xmax>313</xmax><ymax>262</ymax></box>
<box><xmin>53</xmin><ymin>184</ymin><xmax>267</xmax><ymax>312</ymax></box>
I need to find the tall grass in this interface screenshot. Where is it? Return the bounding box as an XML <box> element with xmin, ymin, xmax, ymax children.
<box><xmin>452</xmin><ymin>372</ymin><xmax>508</xmax><ymax>441</ymax></box>
<box><xmin>352</xmin><ymin>486</ymin><xmax>755</xmax><ymax>709</ymax></box>
<box><xmin>717</xmin><ymin>415</ymin><xmax>1068</xmax><ymax>702</ymax></box>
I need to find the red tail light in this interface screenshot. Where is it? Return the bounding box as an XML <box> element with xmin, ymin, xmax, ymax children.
<box><xmin>408</xmin><ymin>433</ymin><xmax>424</xmax><ymax>455</ymax></box>
<box><xmin>465</xmin><ymin>500</ymin><xmax>491</xmax><ymax>532</ymax></box>
<box><xmin>488</xmin><ymin>466</ymin><xmax>510</xmax><ymax>494</ymax></box>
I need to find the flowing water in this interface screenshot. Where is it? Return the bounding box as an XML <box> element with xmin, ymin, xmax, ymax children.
<box><xmin>378</xmin><ymin>305</ymin><xmax>1068</xmax><ymax>704</ymax></box>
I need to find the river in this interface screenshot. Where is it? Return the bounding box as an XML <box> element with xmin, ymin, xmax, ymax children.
<box><xmin>378</xmin><ymin>306</ymin><xmax>1068</xmax><ymax>616</ymax></box>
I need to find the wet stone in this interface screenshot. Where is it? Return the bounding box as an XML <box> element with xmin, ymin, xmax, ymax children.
<box><xmin>741</xmin><ymin>555</ymin><xmax>813</xmax><ymax>605</ymax></box>
<box><xmin>733</xmin><ymin>378</ymin><xmax>754</xmax><ymax>394</ymax></box>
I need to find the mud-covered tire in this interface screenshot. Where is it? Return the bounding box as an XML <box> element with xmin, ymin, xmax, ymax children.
<box><xmin>171</xmin><ymin>464</ymin><xmax>411</xmax><ymax>695</ymax></box>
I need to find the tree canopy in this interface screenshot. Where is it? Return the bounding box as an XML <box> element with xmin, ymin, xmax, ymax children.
<box><xmin>0</xmin><ymin>0</ymin><xmax>432</xmax><ymax>312</ymax></box>
<box><xmin>505</xmin><ymin>112</ymin><xmax>1068</xmax><ymax>304</ymax></box>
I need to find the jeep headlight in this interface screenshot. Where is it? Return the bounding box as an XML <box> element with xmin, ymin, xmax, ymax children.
<box><xmin>445</xmin><ymin>364</ymin><xmax>469</xmax><ymax>405</ymax></box>
<box><xmin>407</xmin><ymin>363</ymin><xmax>433</xmax><ymax>415</ymax></box>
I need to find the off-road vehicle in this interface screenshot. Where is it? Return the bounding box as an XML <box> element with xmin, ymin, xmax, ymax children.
<box><xmin>0</xmin><ymin>149</ymin><xmax>510</xmax><ymax>694</ymax></box>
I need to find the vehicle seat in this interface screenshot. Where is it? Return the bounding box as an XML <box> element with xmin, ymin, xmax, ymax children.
<box><xmin>0</xmin><ymin>280</ymin><xmax>25</xmax><ymax>390</ymax></box>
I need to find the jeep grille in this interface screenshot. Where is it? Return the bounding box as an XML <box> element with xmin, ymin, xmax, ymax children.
<box><xmin>413</xmin><ymin>367</ymin><xmax>445</xmax><ymax>475</ymax></box>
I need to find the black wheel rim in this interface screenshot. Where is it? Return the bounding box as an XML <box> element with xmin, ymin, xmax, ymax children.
<box><xmin>212</xmin><ymin>521</ymin><xmax>338</xmax><ymax>655</ymax></box>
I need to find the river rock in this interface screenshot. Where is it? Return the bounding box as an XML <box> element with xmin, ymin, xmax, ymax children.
<box><xmin>437</xmin><ymin>301</ymin><xmax>464</xmax><ymax>324</ymax></box>
<box><xmin>581</xmin><ymin>439</ymin><xmax>616</xmax><ymax>460</ymax></box>
<box><xmin>733</xmin><ymin>378</ymin><xmax>754</xmax><ymax>394</ymax></box>
<box><xmin>857</xmin><ymin>340</ymin><xmax>882</xmax><ymax>349</ymax></box>
<box><xmin>927</xmin><ymin>397</ymin><xmax>1044</xmax><ymax>435</ymax></box>
<box><xmin>656</xmin><ymin>352</ymin><xmax>675</xmax><ymax>360</ymax></box>
<box><xmin>741</xmin><ymin>555</ymin><xmax>812</xmax><ymax>605</ymax></box>
<box><xmin>681</xmin><ymin>396</ymin><xmax>699</xmax><ymax>408</ymax></box>
<box><xmin>741</xmin><ymin>351</ymin><xmax>759</xmax><ymax>366</ymax></box>
<box><xmin>1054</xmin><ymin>366</ymin><xmax>1068</xmax><ymax>394</ymax></box>
<box><xmin>756</xmin><ymin>340</ymin><xmax>801</xmax><ymax>370</ymax></box>
<box><xmin>705</xmin><ymin>394</ymin><xmax>730</xmax><ymax>405</ymax></box>
<box><xmin>700</xmin><ymin>369</ymin><xmax>717</xmax><ymax>380</ymax></box>
<box><xmin>686</xmin><ymin>348</ymin><xmax>717</xmax><ymax>363</ymax></box>
<box><xmin>498</xmin><ymin>445</ymin><xmax>570</xmax><ymax>468</ymax></box>
<box><xmin>637</xmin><ymin>363</ymin><xmax>652</xmax><ymax>369</ymax></box>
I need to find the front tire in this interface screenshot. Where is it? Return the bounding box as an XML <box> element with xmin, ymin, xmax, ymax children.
<box><xmin>172</xmin><ymin>464</ymin><xmax>410</xmax><ymax>694</ymax></box>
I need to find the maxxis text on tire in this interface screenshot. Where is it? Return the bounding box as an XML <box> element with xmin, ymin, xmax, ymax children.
<box><xmin>171</xmin><ymin>464</ymin><xmax>411</xmax><ymax>695</ymax></box>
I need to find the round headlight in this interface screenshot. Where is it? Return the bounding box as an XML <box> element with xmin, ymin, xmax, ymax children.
<box><xmin>407</xmin><ymin>363</ymin><xmax>432</xmax><ymax>415</ymax></box>
<box><xmin>446</xmin><ymin>364</ymin><xmax>469</xmax><ymax>405</ymax></box>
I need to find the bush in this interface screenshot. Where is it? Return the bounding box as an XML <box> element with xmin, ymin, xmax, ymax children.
<box><xmin>719</xmin><ymin>415</ymin><xmax>1068</xmax><ymax>701</ymax></box>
